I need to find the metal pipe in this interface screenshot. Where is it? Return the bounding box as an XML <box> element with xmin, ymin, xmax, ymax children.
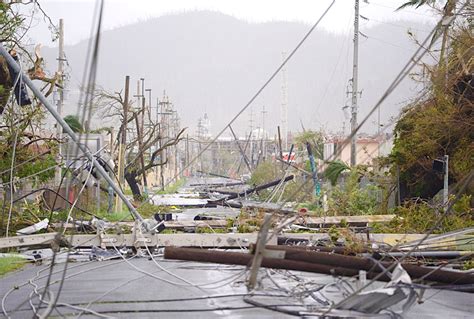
<box><xmin>0</xmin><ymin>44</ymin><xmax>145</xmax><ymax>225</ymax></box>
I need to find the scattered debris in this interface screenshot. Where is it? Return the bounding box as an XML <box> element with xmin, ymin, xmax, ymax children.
<box><xmin>15</xmin><ymin>218</ymin><xmax>49</xmax><ymax>236</ymax></box>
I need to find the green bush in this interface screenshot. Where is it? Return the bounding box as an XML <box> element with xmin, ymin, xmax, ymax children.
<box><xmin>372</xmin><ymin>195</ymin><xmax>473</xmax><ymax>234</ymax></box>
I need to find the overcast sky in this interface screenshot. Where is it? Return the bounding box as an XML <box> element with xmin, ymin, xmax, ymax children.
<box><xmin>24</xmin><ymin>0</ymin><xmax>437</xmax><ymax>46</ymax></box>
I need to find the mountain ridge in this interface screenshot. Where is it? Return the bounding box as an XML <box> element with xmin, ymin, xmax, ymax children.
<box><xmin>41</xmin><ymin>10</ymin><xmax>435</xmax><ymax>136</ymax></box>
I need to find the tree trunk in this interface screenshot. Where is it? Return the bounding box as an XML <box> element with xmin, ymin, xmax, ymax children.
<box><xmin>125</xmin><ymin>171</ymin><xmax>142</xmax><ymax>201</ymax></box>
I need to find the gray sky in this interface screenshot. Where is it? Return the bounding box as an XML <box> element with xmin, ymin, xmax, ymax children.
<box><xmin>25</xmin><ymin>0</ymin><xmax>437</xmax><ymax>46</ymax></box>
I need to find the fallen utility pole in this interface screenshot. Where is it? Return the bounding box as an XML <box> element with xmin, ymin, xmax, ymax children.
<box><xmin>164</xmin><ymin>247</ymin><xmax>474</xmax><ymax>285</ymax></box>
<box><xmin>262</xmin><ymin>245</ymin><xmax>474</xmax><ymax>285</ymax></box>
<box><xmin>190</xmin><ymin>182</ymin><xmax>243</xmax><ymax>188</ymax></box>
<box><xmin>276</xmin><ymin>157</ymin><xmax>311</xmax><ymax>176</ymax></box>
<box><xmin>164</xmin><ymin>246</ymin><xmax>390</xmax><ymax>281</ymax></box>
<box><xmin>0</xmin><ymin>44</ymin><xmax>145</xmax><ymax>225</ymax></box>
<box><xmin>260</xmin><ymin>244</ymin><xmax>370</xmax><ymax>255</ymax></box>
<box><xmin>0</xmin><ymin>233</ymin><xmax>277</xmax><ymax>249</ymax></box>
<box><xmin>247</xmin><ymin>213</ymin><xmax>272</xmax><ymax>290</ymax></box>
<box><xmin>209</xmin><ymin>175</ymin><xmax>294</xmax><ymax>205</ymax></box>
<box><xmin>235</xmin><ymin>175</ymin><xmax>294</xmax><ymax>198</ymax></box>
<box><xmin>362</xmin><ymin>251</ymin><xmax>473</xmax><ymax>259</ymax></box>
<box><xmin>196</xmin><ymin>170</ymin><xmax>233</xmax><ymax>180</ymax></box>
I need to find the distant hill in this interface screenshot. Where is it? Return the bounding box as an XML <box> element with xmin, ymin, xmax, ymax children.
<box><xmin>41</xmin><ymin>10</ymin><xmax>434</xmax><ymax>136</ymax></box>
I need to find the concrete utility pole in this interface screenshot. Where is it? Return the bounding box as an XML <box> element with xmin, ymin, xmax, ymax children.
<box><xmin>249</xmin><ymin>106</ymin><xmax>255</xmax><ymax>168</ymax></box>
<box><xmin>54</xmin><ymin>18</ymin><xmax>65</xmax><ymax>186</ymax></box>
<box><xmin>115</xmin><ymin>75</ymin><xmax>129</xmax><ymax>213</ymax></box>
<box><xmin>157</xmin><ymin>92</ymin><xmax>173</xmax><ymax>189</ymax></box>
<box><xmin>350</xmin><ymin>0</ymin><xmax>360</xmax><ymax>167</ymax></box>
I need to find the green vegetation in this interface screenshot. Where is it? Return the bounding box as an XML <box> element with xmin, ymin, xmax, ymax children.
<box><xmin>294</xmin><ymin>130</ymin><xmax>324</xmax><ymax>159</ymax></box>
<box><xmin>0</xmin><ymin>257</ymin><xmax>27</xmax><ymax>277</ymax></box>
<box><xmin>463</xmin><ymin>260</ymin><xmax>474</xmax><ymax>270</ymax></box>
<box><xmin>372</xmin><ymin>195</ymin><xmax>474</xmax><ymax>234</ymax></box>
<box><xmin>389</xmin><ymin>26</ymin><xmax>473</xmax><ymax>199</ymax></box>
<box><xmin>250</xmin><ymin>160</ymin><xmax>314</xmax><ymax>203</ymax></box>
<box><xmin>63</xmin><ymin>115</ymin><xmax>84</xmax><ymax>133</ymax></box>
<box><xmin>136</xmin><ymin>202</ymin><xmax>170</xmax><ymax>218</ymax></box>
<box><xmin>123</xmin><ymin>187</ymin><xmax>133</xmax><ymax>196</ymax></box>
<box><xmin>161</xmin><ymin>229</ymin><xmax>181</xmax><ymax>234</ymax></box>
<box><xmin>157</xmin><ymin>178</ymin><xmax>186</xmax><ymax>194</ymax></box>
<box><xmin>324</xmin><ymin>160</ymin><xmax>351</xmax><ymax>186</ymax></box>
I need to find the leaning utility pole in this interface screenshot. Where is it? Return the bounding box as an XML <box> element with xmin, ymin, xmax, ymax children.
<box><xmin>115</xmin><ymin>75</ymin><xmax>129</xmax><ymax>213</ymax></box>
<box><xmin>54</xmin><ymin>18</ymin><xmax>65</xmax><ymax>186</ymax></box>
<box><xmin>350</xmin><ymin>0</ymin><xmax>360</xmax><ymax>167</ymax></box>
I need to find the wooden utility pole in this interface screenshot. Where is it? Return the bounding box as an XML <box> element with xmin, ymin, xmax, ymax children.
<box><xmin>139</xmin><ymin>78</ymin><xmax>148</xmax><ymax>197</ymax></box>
<box><xmin>115</xmin><ymin>75</ymin><xmax>129</xmax><ymax>213</ymax></box>
<box><xmin>54</xmin><ymin>18</ymin><xmax>65</xmax><ymax>187</ymax></box>
<box><xmin>350</xmin><ymin>0</ymin><xmax>360</xmax><ymax>167</ymax></box>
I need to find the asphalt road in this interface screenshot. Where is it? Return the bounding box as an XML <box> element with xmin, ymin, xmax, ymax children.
<box><xmin>1</xmin><ymin>255</ymin><xmax>473</xmax><ymax>318</ymax></box>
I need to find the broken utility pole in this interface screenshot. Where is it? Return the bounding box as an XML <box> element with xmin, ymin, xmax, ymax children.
<box><xmin>247</xmin><ymin>213</ymin><xmax>272</xmax><ymax>290</ymax></box>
